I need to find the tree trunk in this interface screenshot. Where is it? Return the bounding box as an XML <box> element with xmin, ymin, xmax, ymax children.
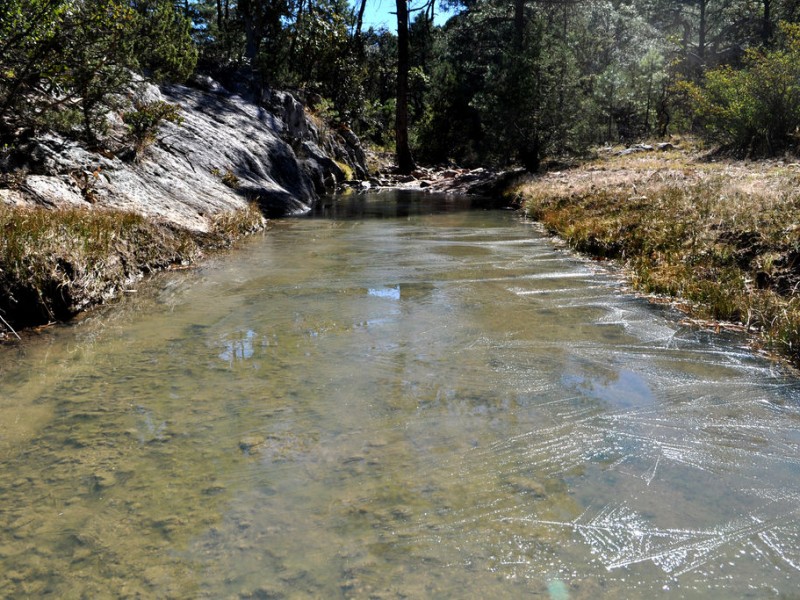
<box><xmin>514</xmin><ymin>0</ymin><xmax>525</xmax><ymax>51</ymax></box>
<box><xmin>698</xmin><ymin>0</ymin><xmax>707</xmax><ymax>63</ymax></box>
<box><xmin>395</xmin><ymin>0</ymin><xmax>415</xmax><ymax>173</ymax></box>
<box><xmin>216</xmin><ymin>0</ymin><xmax>223</xmax><ymax>29</ymax></box>
<box><xmin>244</xmin><ymin>23</ymin><xmax>259</xmax><ymax>62</ymax></box>
<box><xmin>520</xmin><ymin>137</ymin><xmax>540</xmax><ymax>173</ymax></box>
<box><xmin>240</xmin><ymin>0</ymin><xmax>260</xmax><ymax>62</ymax></box>
<box><xmin>763</xmin><ymin>0</ymin><xmax>772</xmax><ymax>45</ymax></box>
<box><xmin>355</xmin><ymin>0</ymin><xmax>368</xmax><ymax>41</ymax></box>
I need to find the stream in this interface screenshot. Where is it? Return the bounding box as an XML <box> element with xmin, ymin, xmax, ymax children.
<box><xmin>1</xmin><ymin>191</ymin><xmax>800</xmax><ymax>598</ymax></box>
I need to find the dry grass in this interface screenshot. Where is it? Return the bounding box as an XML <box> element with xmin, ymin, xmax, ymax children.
<box><xmin>0</xmin><ymin>203</ymin><xmax>266</xmax><ymax>330</ymax></box>
<box><xmin>514</xmin><ymin>142</ymin><xmax>800</xmax><ymax>365</ymax></box>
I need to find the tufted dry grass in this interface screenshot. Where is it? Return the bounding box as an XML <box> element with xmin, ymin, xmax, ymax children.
<box><xmin>513</xmin><ymin>142</ymin><xmax>800</xmax><ymax>365</ymax></box>
<box><xmin>0</xmin><ymin>203</ymin><xmax>266</xmax><ymax>331</ymax></box>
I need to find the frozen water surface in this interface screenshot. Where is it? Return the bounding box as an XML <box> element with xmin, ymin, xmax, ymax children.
<box><xmin>0</xmin><ymin>192</ymin><xmax>799</xmax><ymax>598</ymax></box>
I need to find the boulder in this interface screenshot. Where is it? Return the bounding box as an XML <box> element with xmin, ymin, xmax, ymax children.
<box><xmin>13</xmin><ymin>78</ymin><xmax>369</xmax><ymax>227</ymax></box>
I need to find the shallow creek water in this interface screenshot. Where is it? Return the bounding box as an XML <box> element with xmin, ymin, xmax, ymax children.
<box><xmin>2</xmin><ymin>192</ymin><xmax>800</xmax><ymax>598</ymax></box>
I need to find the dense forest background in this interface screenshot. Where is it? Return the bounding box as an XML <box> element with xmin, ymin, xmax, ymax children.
<box><xmin>3</xmin><ymin>0</ymin><xmax>800</xmax><ymax>172</ymax></box>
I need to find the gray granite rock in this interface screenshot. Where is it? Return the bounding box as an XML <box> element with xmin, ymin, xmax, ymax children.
<box><xmin>11</xmin><ymin>79</ymin><xmax>368</xmax><ymax>229</ymax></box>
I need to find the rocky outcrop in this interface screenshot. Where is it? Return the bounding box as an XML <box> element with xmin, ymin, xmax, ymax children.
<box><xmin>5</xmin><ymin>77</ymin><xmax>368</xmax><ymax>229</ymax></box>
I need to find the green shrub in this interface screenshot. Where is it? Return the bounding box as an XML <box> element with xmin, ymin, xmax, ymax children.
<box><xmin>690</xmin><ymin>23</ymin><xmax>800</xmax><ymax>155</ymax></box>
<box><xmin>122</xmin><ymin>100</ymin><xmax>182</xmax><ymax>157</ymax></box>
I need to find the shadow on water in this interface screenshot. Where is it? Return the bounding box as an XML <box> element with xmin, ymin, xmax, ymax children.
<box><xmin>1</xmin><ymin>192</ymin><xmax>800</xmax><ymax>598</ymax></box>
<box><xmin>310</xmin><ymin>189</ymin><xmax>502</xmax><ymax>220</ymax></box>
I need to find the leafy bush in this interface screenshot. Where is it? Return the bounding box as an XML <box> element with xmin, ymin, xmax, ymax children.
<box><xmin>690</xmin><ymin>23</ymin><xmax>800</xmax><ymax>155</ymax></box>
<box><xmin>123</xmin><ymin>101</ymin><xmax>183</xmax><ymax>157</ymax></box>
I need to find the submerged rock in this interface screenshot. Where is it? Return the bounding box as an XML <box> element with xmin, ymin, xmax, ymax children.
<box><xmin>90</xmin><ymin>470</ymin><xmax>117</xmax><ymax>490</ymax></box>
<box><xmin>505</xmin><ymin>475</ymin><xmax>547</xmax><ymax>497</ymax></box>
<box><xmin>238</xmin><ymin>436</ymin><xmax>266</xmax><ymax>453</ymax></box>
<box><xmin>240</xmin><ymin>585</ymin><xmax>286</xmax><ymax>599</ymax></box>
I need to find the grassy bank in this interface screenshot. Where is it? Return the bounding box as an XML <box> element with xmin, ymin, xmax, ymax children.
<box><xmin>513</xmin><ymin>144</ymin><xmax>800</xmax><ymax>365</ymax></box>
<box><xmin>0</xmin><ymin>204</ymin><xmax>266</xmax><ymax>336</ymax></box>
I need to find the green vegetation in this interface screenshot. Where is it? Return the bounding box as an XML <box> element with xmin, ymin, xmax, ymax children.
<box><xmin>4</xmin><ymin>0</ymin><xmax>800</xmax><ymax>165</ymax></box>
<box><xmin>688</xmin><ymin>23</ymin><xmax>800</xmax><ymax>155</ymax></box>
<box><xmin>0</xmin><ymin>204</ymin><xmax>264</xmax><ymax>328</ymax></box>
<box><xmin>517</xmin><ymin>147</ymin><xmax>800</xmax><ymax>364</ymax></box>
<box><xmin>0</xmin><ymin>0</ymin><xmax>195</xmax><ymax>143</ymax></box>
<box><xmin>123</xmin><ymin>100</ymin><xmax>183</xmax><ymax>157</ymax></box>
<box><xmin>335</xmin><ymin>160</ymin><xmax>355</xmax><ymax>181</ymax></box>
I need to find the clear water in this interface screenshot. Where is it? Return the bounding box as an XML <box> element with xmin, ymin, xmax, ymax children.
<box><xmin>2</xmin><ymin>192</ymin><xmax>800</xmax><ymax>598</ymax></box>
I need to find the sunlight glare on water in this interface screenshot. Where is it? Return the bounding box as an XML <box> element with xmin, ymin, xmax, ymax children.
<box><xmin>1</xmin><ymin>192</ymin><xmax>800</xmax><ymax>598</ymax></box>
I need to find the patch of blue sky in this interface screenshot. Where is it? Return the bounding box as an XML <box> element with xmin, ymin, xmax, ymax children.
<box><xmin>355</xmin><ymin>0</ymin><xmax>458</xmax><ymax>33</ymax></box>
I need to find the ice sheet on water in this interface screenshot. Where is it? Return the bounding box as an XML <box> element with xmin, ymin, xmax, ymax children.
<box><xmin>592</xmin><ymin>304</ymin><xmax>679</xmax><ymax>345</ymax></box>
<box><xmin>520</xmin><ymin>500</ymin><xmax>800</xmax><ymax>578</ymax></box>
<box><xmin>447</xmin><ymin>336</ymin><xmax>800</xmax><ymax>592</ymax></box>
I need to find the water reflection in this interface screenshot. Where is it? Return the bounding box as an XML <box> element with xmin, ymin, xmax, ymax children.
<box><xmin>219</xmin><ymin>329</ymin><xmax>257</xmax><ymax>363</ymax></box>
<box><xmin>367</xmin><ymin>286</ymin><xmax>400</xmax><ymax>300</ymax></box>
<box><xmin>0</xmin><ymin>195</ymin><xmax>799</xmax><ymax>598</ymax></box>
<box><xmin>312</xmin><ymin>189</ymin><xmax>495</xmax><ymax>220</ymax></box>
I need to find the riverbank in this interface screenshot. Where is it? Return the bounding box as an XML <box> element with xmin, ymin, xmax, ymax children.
<box><xmin>0</xmin><ymin>203</ymin><xmax>266</xmax><ymax>336</ymax></box>
<box><xmin>512</xmin><ymin>141</ymin><xmax>800</xmax><ymax>365</ymax></box>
